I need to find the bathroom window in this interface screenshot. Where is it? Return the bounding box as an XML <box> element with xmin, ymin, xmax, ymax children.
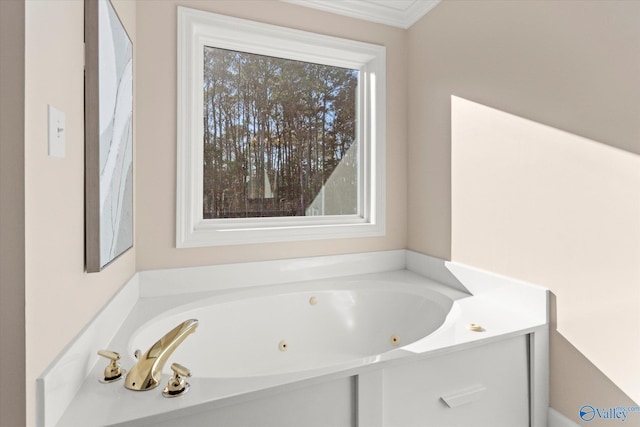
<box><xmin>202</xmin><ymin>47</ymin><xmax>360</xmax><ymax>220</ymax></box>
<box><xmin>177</xmin><ymin>7</ymin><xmax>386</xmax><ymax>247</ymax></box>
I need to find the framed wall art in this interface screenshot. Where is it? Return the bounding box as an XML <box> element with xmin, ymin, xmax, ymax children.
<box><xmin>85</xmin><ymin>0</ymin><xmax>133</xmax><ymax>272</ymax></box>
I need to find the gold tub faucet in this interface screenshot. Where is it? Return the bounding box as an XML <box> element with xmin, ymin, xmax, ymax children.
<box><xmin>125</xmin><ymin>319</ymin><xmax>199</xmax><ymax>391</ymax></box>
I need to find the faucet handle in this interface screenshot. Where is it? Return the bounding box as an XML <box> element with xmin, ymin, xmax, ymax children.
<box><xmin>97</xmin><ymin>350</ymin><xmax>126</xmax><ymax>383</ymax></box>
<box><xmin>170</xmin><ymin>362</ymin><xmax>191</xmax><ymax>377</ymax></box>
<box><xmin>162</xmin><ymin>363</ymin><xmax>191</xmax><ymax>398</ymax></box>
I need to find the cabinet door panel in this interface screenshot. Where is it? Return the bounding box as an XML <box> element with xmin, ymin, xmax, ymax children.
<box><xmin>383</xmin><ymin>336</ymin><xmax>529</xmax><ymax>427</ymax></box>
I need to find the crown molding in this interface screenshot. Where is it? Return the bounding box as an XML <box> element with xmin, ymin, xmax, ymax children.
<box><xmin>281</xmin><ymin>0</ymin><xmax>440</xmax><ymax>29</ymax></box>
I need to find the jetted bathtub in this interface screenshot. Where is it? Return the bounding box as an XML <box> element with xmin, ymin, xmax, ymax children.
<box><xmin>128</xmin><ymin>280</ymin><xmax>457</xmax><ymax>378</ymax></box>
<box><xmin>44</xmin><ymin>253</ymin><xmax>548</xmax><ymax>427</ymax></box>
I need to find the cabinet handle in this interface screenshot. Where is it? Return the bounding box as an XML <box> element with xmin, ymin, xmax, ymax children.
<box><xmin>440</xmin><ymin>384</ymin><xmax>487</xmax><ymax>408</ymax></box>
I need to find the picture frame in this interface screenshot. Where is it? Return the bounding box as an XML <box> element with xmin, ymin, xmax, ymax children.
<box><xmin>84</xmin><ymin>0</ymin><xmax>133</xmax><ymax>272</ymax></box>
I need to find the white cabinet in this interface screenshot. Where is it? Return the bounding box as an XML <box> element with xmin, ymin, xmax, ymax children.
<box><xmin>133</xmin><ymin>336</ymin><xmax>530</xmax><ymax>427</ymax></box>
<box><xmin>136</xmin><ymin>376</ymin><xmax>355</xmax><ymax>427</ymax></box>
<box><xmin>383</xmin><ymin>336</ymin><xmax>529</xmax><ymax>427</ymax></box>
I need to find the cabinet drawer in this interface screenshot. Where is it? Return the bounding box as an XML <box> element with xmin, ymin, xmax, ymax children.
<box><xmin>383</xmin><ymin>335</ymin><xmax>529</xmax><ymax>427</ymax></box>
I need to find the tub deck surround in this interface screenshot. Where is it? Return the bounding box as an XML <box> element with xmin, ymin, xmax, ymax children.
<box><xmin>137</xmin><ymin>249</ymin><xmax>409</xmax><ymax>297</ymax></box>
<box><xmin>39</xmin><ymin>250</ymin><xmax>549</xmax><ymax>427</ymax></box>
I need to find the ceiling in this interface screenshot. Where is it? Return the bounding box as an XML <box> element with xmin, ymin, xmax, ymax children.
<box><xmin>281</xmin><ymin>0</ymin><xmax>441</xmax><ymax>29</ymax></box>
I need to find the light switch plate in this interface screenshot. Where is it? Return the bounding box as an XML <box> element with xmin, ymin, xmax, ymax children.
<box><xmin>48</xmin><ymin>105</ymin><xmax>66</xmax><ymax>158</ymax></box>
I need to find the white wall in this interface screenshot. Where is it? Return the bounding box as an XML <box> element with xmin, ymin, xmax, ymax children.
<box><xmin>408</xmin><ymin>1</ymin><xmax>640</xmax><ymax>424</ymax></box>
<box><xmin>24</xmin><ymin>1</ymin><xmax>136</xmax><ymax>425</ymax></box>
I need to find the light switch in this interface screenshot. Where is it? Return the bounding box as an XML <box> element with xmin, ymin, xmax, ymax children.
<box><xmin>48</xmin><ymin>105</ymin><xmax>66</xmax><ymax>158</ymax></box>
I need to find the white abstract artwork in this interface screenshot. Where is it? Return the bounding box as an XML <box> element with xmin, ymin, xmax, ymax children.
<box><xmin>85</xmin><ymin>0</ymin><xmax>133</xmax><ymax>272</ymax></box>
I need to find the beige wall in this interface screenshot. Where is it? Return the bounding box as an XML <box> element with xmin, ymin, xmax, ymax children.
<box><xmin>408</xmin><ymin>0</ymin><xmax>640</xmax><ymax>424</ymax></box>
<box><xmin>135</xmin><ymin>0</ymin><xmax>407</xmax><ymax>270</ymax></box>
<box><xmin>0</xmin><ymin>1</ymin><xmax>26</xmax><ymax>426</ymax></box>
<box><xmin>24</xmin><ymin>0</ymin><xmax>136</xmax><ymax>425</ymax></box>
<box><xmin>15</xmin><ymin>0</ymin><xmax>640</xmax><ymax>425</ymax></box>
<box><xmin>20</xmin><ymin>1</ymin><xmax>405</xmax><ymax>424</ymax></box>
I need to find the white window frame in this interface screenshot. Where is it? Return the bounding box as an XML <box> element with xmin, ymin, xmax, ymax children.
<box><xmin>176</xmin><ymin>7</ymin><xmax>386</xmax><ymax>247</ymax></box>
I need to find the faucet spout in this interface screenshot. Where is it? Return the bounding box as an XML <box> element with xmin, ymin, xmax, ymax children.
<box><xmin>125</xmin><ymin>319</ymin><xmax>199</xmax><ymax>391</ymax></box>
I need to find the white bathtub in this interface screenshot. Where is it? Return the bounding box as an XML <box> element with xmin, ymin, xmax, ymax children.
<box><xmin>43</xmin><ymin>251</ymin><xmax>549</xmax><ymax>427</ymax></box>
<box><xmin>128</xmin><ymin>281</ymin><xmax>456</xmax><ymax>378</ymax></box>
